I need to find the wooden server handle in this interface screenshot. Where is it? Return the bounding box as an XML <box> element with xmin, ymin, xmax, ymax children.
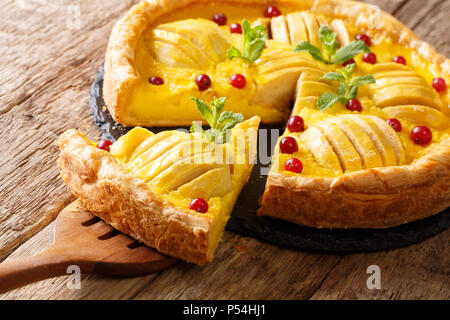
<box><xmin>0</xmin><ymin>247</ymin><xmax>93</xmax><ymax>294</ymax></box>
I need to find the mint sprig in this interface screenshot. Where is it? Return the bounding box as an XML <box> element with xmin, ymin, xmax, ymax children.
<box><xmin>317</xmin><ymin>63</ymin><xmax>375</xmax><ymax>112</ymax></box>
<box><xmin>294</xmin><ymin>25</ymin><xmax>370</xmax><ymax>65</ymax></box>
<box><xmin>227</xmin><ymin>20</ymin><xmax>267</xmax><ymax>64</ymax></box>
<box><xmin>190</xmin><ymin>97</ymin><xmax>244</xmax><ymax>143</ymax></box>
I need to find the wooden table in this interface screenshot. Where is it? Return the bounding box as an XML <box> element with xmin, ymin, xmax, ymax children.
<box><xmin>0</xmin><ymin>0</ymin><xmax>448</xmax><ymax>300</ymax></box>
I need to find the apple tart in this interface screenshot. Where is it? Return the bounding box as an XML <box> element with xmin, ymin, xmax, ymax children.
<box><xmin>88</xmin><ymin>0</ymin><xmax>449</xmax><ymax>239</ymax></box>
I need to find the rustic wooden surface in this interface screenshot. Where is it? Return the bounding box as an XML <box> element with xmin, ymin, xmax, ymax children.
<box><xmin>0</xmin><ymin>0</ymin><xmax>448</xmax><ymax>300</ymax></box>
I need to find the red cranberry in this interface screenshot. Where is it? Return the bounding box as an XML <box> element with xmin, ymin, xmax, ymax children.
<box><xmin>195</xmin><ymin>74</ymin><xmax>211</xmax><ymax>91</ymax></box>
<box><xmin>97</xmin><ymin>140</ymin><xmax>113</xmax><ymax>152</ymax></box>
<box><xmin>387</xmin><ymin>118</ymin><xmax>402</xmax><ymax>132</ymax></box>
<box><xmin>213</xmin><ymin>13</ymin><xmax>227</xmax><ymax>26</ymax></box>
<box><xmin>229</xmin><ymin>74</ymin><xmax>246</xmax><ymax>88</ymax></box>
<box><xmin>343</xmin><ymin>58</ymin><xmax>356</xmax><ymax>66</ymax></box>
<box><xmin>189</xmin><ymin>198</ymin><xmax>209</xmax><ymax>213</ymax></box>
<box><xmin>346</xmin><ymin>99</ymin><xmax>362</xmax><ymax>112</ymax></box>
<box><xmin>355</xmin><ymin>33</ymin><xmax>371</xmax><ymax>46</ymax></box>
<box><xmin>264</xmin><ymin>6</ymin><xmax>281</xmax><ymax>17</ymax></box>
<box><xmin>285</xmin><ymin>158</ymin><xmax>303</xmax><ymax>174</ymax></box>
<box><xmin>149</xmin><ymin>76</ymin><xmax>164</xmax><ymax>85</ymax></box>
<box><xmin>393</xmin><ymin>56</ymin><xmax>406</xmax><ymax>65</ymax></box>
<box><xmin>432</xmin><ymin>77</ymin><xmax>446</xmax><ymax>92</ymax></box>
<box><xmin>287</xmin><ymin>115</ymin><xmax>305</xmax><ymax>132</ymax></box>
<box><xmin>363</xmin><ymin>52</ymin><xmax>377</xmax><ymax>64</ymax></box>
<box><xmin>280</xmin><ymin>136</ymin><xmax>298</xmax><ymax>154</ymax></box>
<box><xmin>230</xmin><ymin>23</ymin><xmax>242</xmax><ymax>34</ymax></box>
<box><xmin>411</xmin><ymin>126</ymin><xmax>432</xmax><ymax>146</ymax></box>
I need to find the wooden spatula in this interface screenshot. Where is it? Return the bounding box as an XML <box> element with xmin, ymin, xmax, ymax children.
<box><xmin>0</xmin><ymin>200</ymin><xmax>176</xmax><ymax>294</ymax></box>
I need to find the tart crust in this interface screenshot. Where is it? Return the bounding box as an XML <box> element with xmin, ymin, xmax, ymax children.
<box><xmin>58</xmin><ymin>129</ymin><xmax>214</xmax><ymax>265</ymax></box>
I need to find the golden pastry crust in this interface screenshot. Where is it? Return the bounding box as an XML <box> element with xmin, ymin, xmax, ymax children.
<box><xmin>104</xmin><ymin>0</ymin><xmax>449</xmax><ymax>125</ymax></box>
<box><xmin>58</xmin><ymin>129</ymin><xmax>214</xmax><ymax>265</ymax></box>
<box><xmin>259</xmin><ymin>137</ymin><xmax>450</xmax><ymax>228</ymax></box>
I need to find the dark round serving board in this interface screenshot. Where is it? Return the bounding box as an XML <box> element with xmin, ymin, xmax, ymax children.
<box><xmin>90</xmin><ymin>65</ymin><xmax>450</xmax><ymax>252</ymax></box>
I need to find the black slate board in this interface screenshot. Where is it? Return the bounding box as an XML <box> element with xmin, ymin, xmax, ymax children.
<box><xmin>90</xmin><ymin>65</ymin><xmax>450</xmax><ymax>252</ymax></box>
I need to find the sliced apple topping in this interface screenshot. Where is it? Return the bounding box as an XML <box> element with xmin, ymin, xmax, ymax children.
<box><xmin>370</xmin><ymin>63</ymin><xmax>444</xmax><ymax>110</ymax></box>
<box><xmin>382</xmin><ymin>105</ymin><xmax>448</xmax><ymax>129</ymax></box>
<box><xmin>270</xmin><ymin>15</ymin><xmax>290</xmax><ymax>44</ymax></box>
<box><xmin>151</xmin><ymin>19</ymin><xmax>230</xmax><ymax>70</ymax></box>
<box><xmin>294</xmin><ymin>114</ymin><xmax>405</xmax><ymax>174</ymax></box>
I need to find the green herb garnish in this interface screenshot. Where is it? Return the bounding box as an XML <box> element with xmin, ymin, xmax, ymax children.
<box><xmin>317</xmin><ymin>63</ymin><xmax>375</xmax><ymax>111</ymax></box>
<box><xmin>190</xmin><ymin>97</ymin><xmax>244</xmax><ymax>143</ymax></box>
<box><xmin>295</xmin><ymin>25</ymin><xmax>370</xmax><ymax>65</ymax></box>
<box><xmin>227</xmin><ymin>20</ymin><xmax>267</xmax><ymax>64</ymax></box>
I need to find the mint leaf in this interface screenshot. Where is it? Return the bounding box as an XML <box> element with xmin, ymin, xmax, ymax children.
<box><xmin>191</xmin><ymin>97</ymin><xmax>213</xmax><ymax>124</ymax></box>
<box><xmin>216</xmin><ymin>111</ymin><xmax>244</xmax><ymax>131</ymax></box>
<box><xmin>228</xmin><ymin>19</ymin><xmax>267</xmax><ymax>64</ymax></box>
<box><xmin>317</xmin><ymin>92</ymin><xmax>341</xmax><ymax>112</ymax></box>
<box><xmin>189</xmin><ymin>97</ymin><xmax>244</xmax><ymax>143</ymax></box>
<box><xmin>339</xmin><ymin>96</ymin><xmax>349</xmax><ymax>105</ymax></box>
<box><xmin>242</xmin><ymin>19</ymin><xmax>251</xmax><ymax>35</ymax></box>
<box><xmin>321</xmin><ymin>72</ymin><xmax>345</xmax><ymax>82</ymax></box>
<box><xmin>338</xmin><ymin>83</ymin><xmax>347</xmax><ymax>96</ymax></box>
<box><xmin>294</xmin><ymin>41</ymin><xmax>326</xmax><ymax>63</ymax></box>
<box><xmin>295</xmin><ymin>27</ymin><xmax>369</xmax><ymax>65</ymax></box>
<box><xmin>329</xmin><ymin>40</ymin><xmax>369</xmax><ymax>64</ymax></box>
<box><xmin>341</xmin><ymin>63</ymin><xmax>356</xmax><ymax>80</ymax></box>
<box><xmin>348</xmin><ymin>85</ymin><xmax>359</xmax><ymax>99</ymax></box>
<box><xmin>211</xmin><ymin>96</ymin><xmax>226</xmax><ymax>128</ymax></box>
<box><xmin>317</xmin><ymin>65</ymin><xmax>374</xmax><ymax>111</ymax></box>
<box><xmin>190</xmin><ymin>121</ymin><xmax>204</xmax><ymax>134</ymax></box>
<box><xmin>246</xmin><ymin>40</ymin><xmax>266</xmax><ymax>63</ymax></box>
<box><xmin>227</xmin><ymin>47</ymin><xmax>243</xmax><ymax>60</ymax></box>
<box><xmin>350</xmin><ymin>74</ymin><xmax>376</xmax><ymax>87</ymax></box>
<box><xmin>318</xmin><ymin>25</ymin><xmax>338</xmax><ymax>58</ymax></box>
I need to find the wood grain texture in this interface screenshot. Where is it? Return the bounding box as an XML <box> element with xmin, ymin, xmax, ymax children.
<box><xmin>0</xmin><ymin>0</ymin><xmax>138</xmax><ymax>261</ymax></box>
<box><xmin>0</xmin><ymin>0</ymin><xmax>448</xmax><ymax>299</ymax></box>
<box><xmin>0</xmin><ymin>219</ymin><xmax>160</xmax><ymax>300</ymax></box>
<box><xmin>0</xmin><ymin>200</ymin><xmax>175</xmax><ymax>294</ymax></box>
<box><xmin>309</xmin><ymin>229</ymin><xmax>450</xmax><ymax>300</ymax></box>
<box><xmin>134</xmin><ymin>233</ymin><xmax>343</xmax><ymax>300</ymax></box>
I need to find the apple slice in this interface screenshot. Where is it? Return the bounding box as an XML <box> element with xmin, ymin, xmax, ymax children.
<box><xmin>271</xmin><ymin>15</ymin><xmax>290</xmax><ymax>45</ymax></box>
<box><xmin>110</xmin><ymin>127</ymin><xmax>154</xmax><ymax>164</ymax></box>
<box><xmin>315</xmin><ymin>122</ymin><xmax>363</xmax><ymax>172</ymax></box>
<box><xmin>372</xmin><ymin>76</ymin><xmax>428</xmax><ymax>90</ymax></box>
<box><xmin>331</xmin><ymin>117</ymin><xmax>383</xmax><ymax>169</ymax></box>
<box><xmin>330</xmin><ymin>19</ymin><xmax>350</xmax><ymax>46</ymax></box>
<box><xmin>345</xmin><ymin>115</ymin><xmax>398</xmax><ymax>166</ymax></box>
<box><xmin>300</xmin><ymin>12</ymin><xmax>321</xmax><ymax>47</ymax></box>
<box><xmin>301</xmin><ymin>126</ymin><xmax>343</xmax><ymax>174</ymax></box>
<box><xmin>296</xmin><ymin>80</ymin><xmax>336</xmax><ymax>99</ymax></box>
<box><xmin>134</xmin><ymin>138</ymin><xmax>211</xmax><ymax>182</ymax></box>
<box><xmin>128</xmin><ymin>131</ymin><xmax>187</xmax><ymax>166</ymax></box>
<box><xmin>173</xmin><ymin>167</ymin><xmax>233</xmax><ymax>199</ymax></box>
<box><xmin>373</xmin><ymin>84</ymin><xmax>443</xmax><ymax>109</ymax></box>
<box><xmin>373</xmin><ymin>70</ymin><xmax>421</xmax><ymax>80</ymax></box>
<box><xmin>370</xmin><ymin>116</ymin><xmax>406</xmax><ymax>165</ymax></box>
<box><xmin>151</xmin><ymin>152</ymin><xmax>230</xmax><ymax>192</ymax></box>
<box><xmin>370</xmin><ymin>62</ymin><xmax>411</xmax><ymax>73</ymax></box>
<box><xmin>383</xmin><ymin>105</ymin><xmax>448</xmax><ymax>129</ymax></box>
<box><xmin>285</xmin><ymin>12</ymin><xmax>308</xmax><ymax>47</ymax></box>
